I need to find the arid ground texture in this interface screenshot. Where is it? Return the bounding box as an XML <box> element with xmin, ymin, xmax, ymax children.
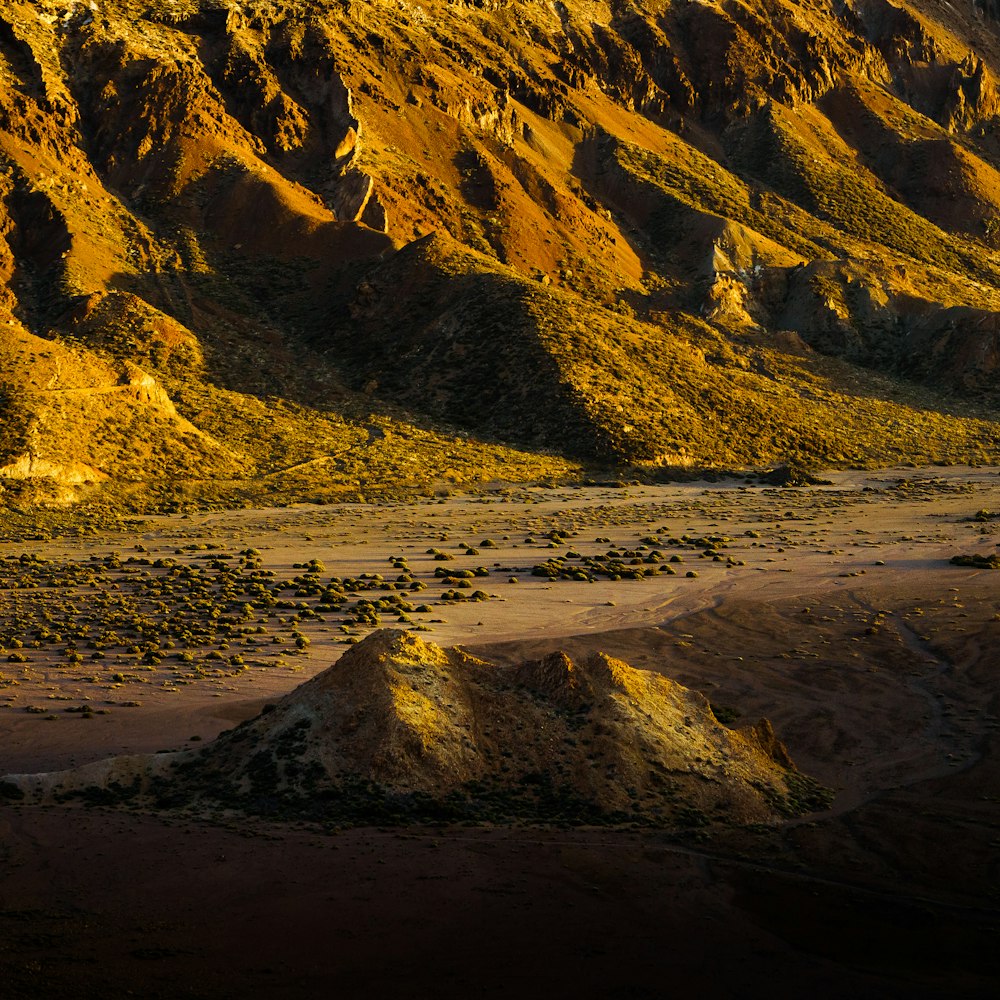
<box><xmin>1</xmin><ymin>470</ymin><xmax>999</xmax><ymax>997</ymax></box>
<box><xmin>4</xmin><ymin>0</ymin><xmax>1000</xmax><ymax>996</ymax></box>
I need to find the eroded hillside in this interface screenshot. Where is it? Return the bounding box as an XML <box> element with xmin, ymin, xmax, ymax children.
<box><xmin>2</xmin><ymin>629</ymin><xmax>824</xmax><ymax>825</ymax></box>
<box><xmin>4</xmin><ymin>0</ymin><xmax>1000</xmax><ymax>508</ymax></box>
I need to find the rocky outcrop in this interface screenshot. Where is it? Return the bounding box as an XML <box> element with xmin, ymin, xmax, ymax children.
<box><xmin>331</xmin><ymin>168</ymin><xmax>375</xmax><ymax>223</ymax></box>
<box><xmin>1</xmin><ymin>630</ymin><xmax>824</xmax><ymax>826</ymax></box>
<box><xmin>0</xmin><ymin>454</ymin><xmax>105</xmax><ymax>484</ymax></box>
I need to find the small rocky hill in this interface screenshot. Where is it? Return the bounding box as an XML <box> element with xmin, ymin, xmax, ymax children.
<box><xmin>5</xmin><ymin>1</ymin><xmax>1000</xmax><ymax>508</ymax></box>
<box><xmin>0</xmin><ymin>629</ymin><xmax>826</xmax><ymax>826</ymax></box>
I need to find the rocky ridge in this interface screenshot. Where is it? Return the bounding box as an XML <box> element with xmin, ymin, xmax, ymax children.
<box><xmin>3</xmin><ymin>1</ymin><xmax>1000</xmax><ymax>507</ymax></box>
<box><xmin>0</xmin><ymin>629</ymin><xmax>824</xmax><ymax>825</ymax></box>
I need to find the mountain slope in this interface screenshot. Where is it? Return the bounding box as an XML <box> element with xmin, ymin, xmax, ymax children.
<box><xmin>3</xmin><ymin>0</ymin><xmax>1000</xmax><ymax>507</ymax></box>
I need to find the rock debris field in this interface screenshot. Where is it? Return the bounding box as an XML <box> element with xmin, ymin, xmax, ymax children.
<box><xmin>1</xmin><ymin>467</ymin><xmax>998</xmax><ymax>773</ymax></box>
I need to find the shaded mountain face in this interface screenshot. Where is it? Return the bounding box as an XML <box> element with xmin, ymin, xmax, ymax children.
<box><xmin>1</xmin><ymin>629</ymin><xmax>825</xmax><ymax>825</ymax></box>
<box><xmin>3</xmin><ymin>0</ymin><xmax>1000</xmax><ymax>507</ymax></box>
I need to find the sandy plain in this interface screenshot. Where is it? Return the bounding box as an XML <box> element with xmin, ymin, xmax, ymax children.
<box><xmin>1</xmin><ymin>467</ymin><xmax>999</xmax><ymax>997</ymax></box>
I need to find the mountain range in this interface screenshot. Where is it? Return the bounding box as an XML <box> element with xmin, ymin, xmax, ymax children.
<box><xmin>3</xmin><ymin>0</ymin><xmax>1000</xmax><ymax>509</ymax></box>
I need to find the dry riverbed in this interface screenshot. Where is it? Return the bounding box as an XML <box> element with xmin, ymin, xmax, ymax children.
<box><xmin>1</xmin><ymin>467</ymin><xmax>999</xmax><ymax>998</ymax></box>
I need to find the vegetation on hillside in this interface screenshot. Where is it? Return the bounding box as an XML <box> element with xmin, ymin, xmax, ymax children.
<box><xmin>2</xmin><ymin>0</ymin><xmax>1000</xmax><ymax>511</ymax></box>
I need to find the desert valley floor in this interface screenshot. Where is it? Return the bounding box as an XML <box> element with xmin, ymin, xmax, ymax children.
<box><xmin>2</xmin><ymin>467</ymin><xmax>999</xmax><ymax>998</ymax></box>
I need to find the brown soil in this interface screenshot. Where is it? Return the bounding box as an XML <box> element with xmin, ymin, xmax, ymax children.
<box><xmin>1</xmin><ymin>468</ymin><xmax>998</xmax><ymax>996</ymax></box>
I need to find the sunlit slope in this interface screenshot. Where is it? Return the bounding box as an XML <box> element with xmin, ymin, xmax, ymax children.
<box><xmin>2</xmin><ymin>630</ymin><xmax>827</xmax><ymax>826</ymax></box>
<box><xmin>2</xmin><ymin>0</ymin><xmax>1000</xmax><ymax>506</ymax></box>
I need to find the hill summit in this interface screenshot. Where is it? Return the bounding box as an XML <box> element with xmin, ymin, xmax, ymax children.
<box><xmin>3</xmin><ymin>0</ymin><xmax>1000</xmax><ymax>509</ymax></box>
<box><xmin>1</xmin><ymin>629</ymin><xmax>826</xmax><ymax>825</ymax></box>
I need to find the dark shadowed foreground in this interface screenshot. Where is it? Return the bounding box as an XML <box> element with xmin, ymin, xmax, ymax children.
<box><xmin>3</xmin><ymin>579</ymin><xmax>999</xmax><ymax>999</ymax></box>
<box><xmin>1</xmin><ymin>807</ymin><xmax>997</xmax><ymax>1000</ymax></box>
